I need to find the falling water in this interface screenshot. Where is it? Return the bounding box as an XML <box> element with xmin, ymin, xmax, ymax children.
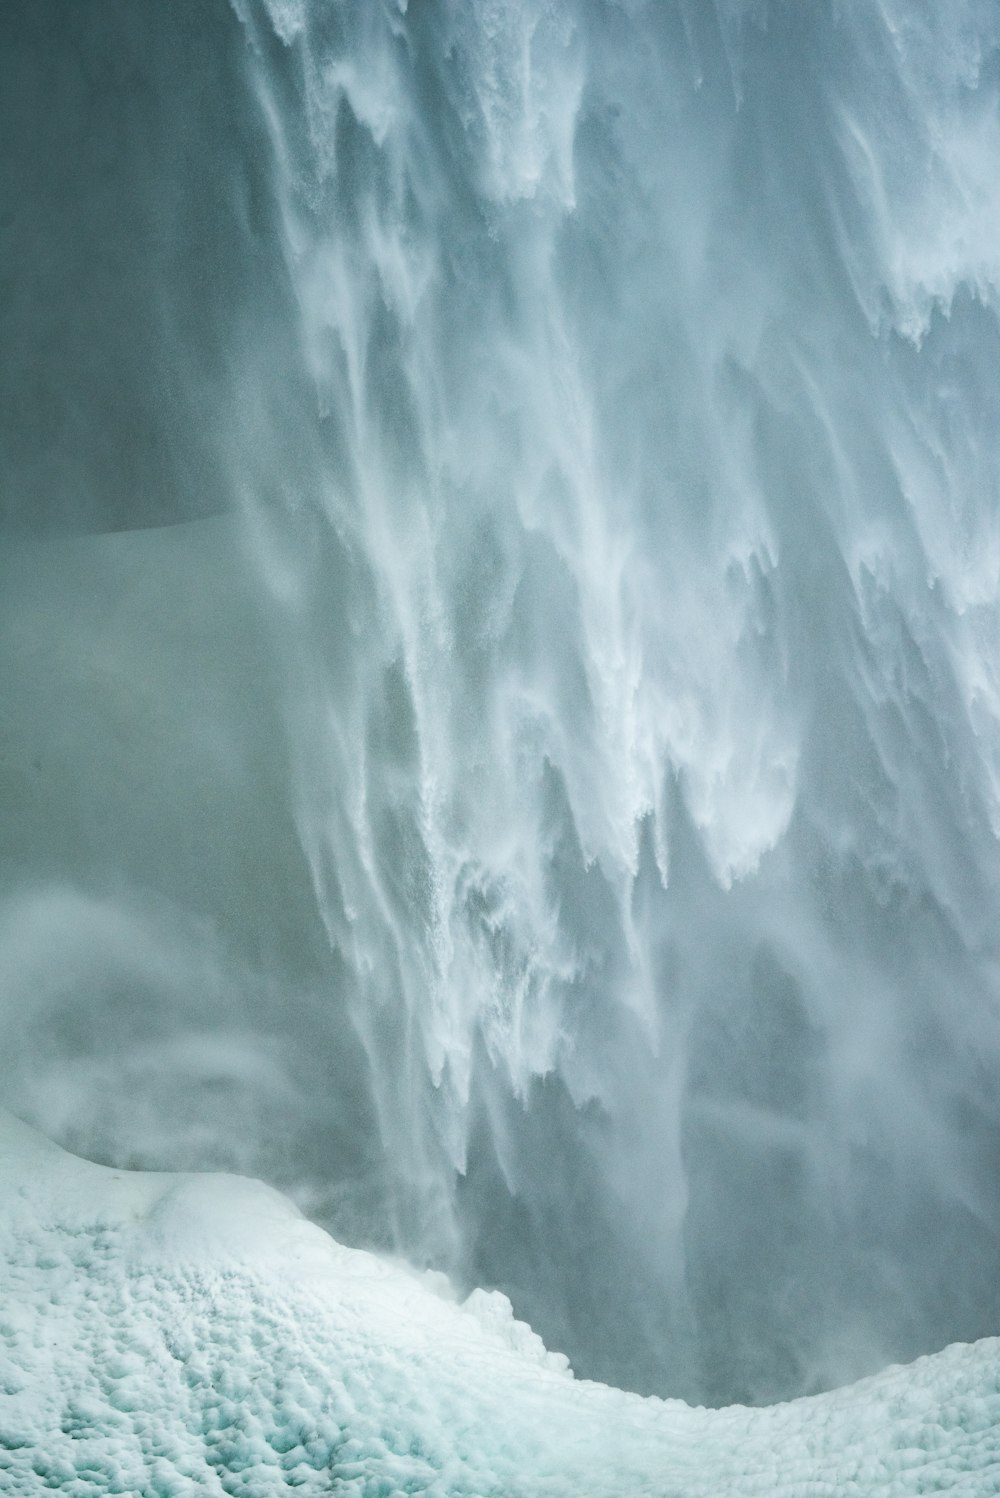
<box><xmin>3</xmin><ymin>0</ymin><xmax>1000</xmax><ymax>1407</ymax></box>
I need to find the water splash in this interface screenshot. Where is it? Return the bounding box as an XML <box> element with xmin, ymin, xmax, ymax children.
<box><xmin>3</xmin><ymin>0</ymin><xmax>1000</xmax><ymax>1406</ymax></box>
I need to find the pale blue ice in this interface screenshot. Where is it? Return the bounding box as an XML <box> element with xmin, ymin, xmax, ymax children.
<box><xmin>2</xmin><ymin>1112</ymin><xmax>999</xmax><ymax>1497</ymax></box>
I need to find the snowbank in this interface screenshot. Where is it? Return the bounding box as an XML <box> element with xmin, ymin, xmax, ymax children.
<box><xmin>1</xmin><ymin>1110</ymin><xmax>998</xmax><ymax>1496</ymax></box>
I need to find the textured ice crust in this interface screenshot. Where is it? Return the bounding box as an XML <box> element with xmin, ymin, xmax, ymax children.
<box><xmin>2</xmin><ymin>1113</ymin><xmax>999</xmax><ymax>1497</ymax></box>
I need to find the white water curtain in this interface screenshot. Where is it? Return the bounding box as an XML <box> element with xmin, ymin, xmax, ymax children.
<box><xmin>2</xmin><ymin>0</ymin><xmax>1000</xmax><ymax>1406</ymax></box>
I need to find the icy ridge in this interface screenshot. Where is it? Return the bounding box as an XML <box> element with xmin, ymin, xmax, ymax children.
<box><xmin>2</xmin><ymin>1112</ymin><xmax>999</xmax><ymax>1496</ymax></box>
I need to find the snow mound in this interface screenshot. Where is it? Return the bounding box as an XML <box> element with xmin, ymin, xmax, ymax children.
<box><xmin>2</xmin><ymin>1110</ymin><xmax>999</xmax><ymax>1496</ymax></box>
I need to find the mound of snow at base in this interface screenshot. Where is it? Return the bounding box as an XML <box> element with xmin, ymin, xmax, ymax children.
<box><xmin>1</xmin><ymin>1111</ymin><xmax>999</xmax><ymax>1496</ymax></box>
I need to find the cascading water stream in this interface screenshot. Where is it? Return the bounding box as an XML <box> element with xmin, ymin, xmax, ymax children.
<box><xmin>3</xmin><ymin>0</ymin><xmax>1000</xmax><ymax>1408</ymax></box>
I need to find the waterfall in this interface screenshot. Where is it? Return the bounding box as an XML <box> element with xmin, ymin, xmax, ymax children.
<box><xmin>3</xmin><ymin>0</ymin><xmax>1000</xmax><ymax>1407</ymax></box>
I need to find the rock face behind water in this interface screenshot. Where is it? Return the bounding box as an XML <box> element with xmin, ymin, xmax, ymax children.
<box><xmin>2</xmin><ymin>1110</ymin><xmax>999</xmax><ymax>1497</ymax></box>
<box><xmin>7</xmin><ymin>0</ymin><xmax>1000</xmax><ymax>1411</ymax></box>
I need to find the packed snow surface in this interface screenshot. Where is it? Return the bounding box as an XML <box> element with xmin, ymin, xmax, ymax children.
<box><xmin>1</xmin><ymin>1114</ymin><xmax>999</xmax><ymax>1495</ymax></box>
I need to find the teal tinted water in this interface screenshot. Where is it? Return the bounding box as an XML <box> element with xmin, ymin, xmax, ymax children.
<box><xmin>3</xmin><ymin>0</ymin><xmax>1000</xmax><ymax>1407</ymax></box>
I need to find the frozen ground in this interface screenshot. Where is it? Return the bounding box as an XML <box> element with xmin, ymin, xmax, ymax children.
<box><xmin>1</xmin><ymin>1111</ymin><xmax>999</xmax><ymax>1496</ymax></box>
